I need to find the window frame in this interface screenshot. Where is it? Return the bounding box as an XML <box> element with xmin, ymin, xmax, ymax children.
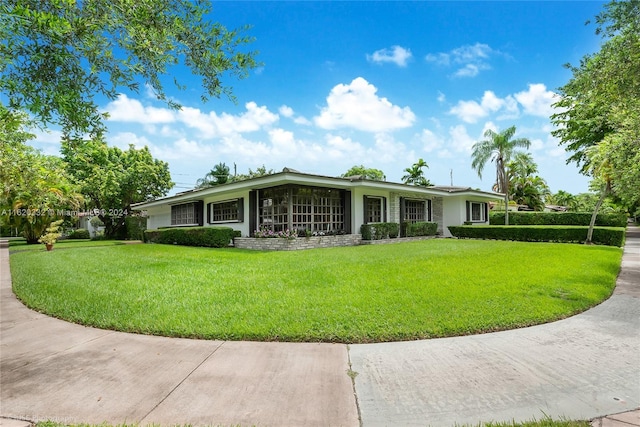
<box><xmin>170</xmin><ymin>201</ymin><xmax>203</xmax><ymax>227</ymax></box>
<box><xmin>207</xmin><ymin>198</ymin><xmax>244</xmax><ymax>224</ymax></box>
<box><xmin>466</xmin><ymin>201</ymin><xmax>488</xmax><ymax>223</ymax></box>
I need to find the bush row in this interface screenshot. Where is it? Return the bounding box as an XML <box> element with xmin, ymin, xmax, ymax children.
<box><xmin>403</xmin><ymin>221</ymin><xmax>438</xmax><ymax>237</ymax></box>
<box><xmin>448</xmin><ymin>225</ymin><xmax>625</xmax><ymax>247</ymax></box>
<box><xmin>67</xmin><ymin>229</ymin><xmax>90</xmax><ymax>239</ymax></box>
<box><xmin>360</xmin><ymin>222</ymin><xmax>400</xmax><ymax>240</ymax></box>
<box><xmin>489</xmin><ymin>211</ymin><xmax>627</xmax><ymax>227</ymax></box>
<box><xmin>144</xmin><ymin>226</ymin><xmax>240</xmax><ymax>248</ymax></box>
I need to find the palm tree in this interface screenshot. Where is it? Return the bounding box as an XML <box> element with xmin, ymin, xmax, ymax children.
<box><xmin>471</xmin><ymin>126</ymin><xmax>531</xmax><ymax>225</ymax></box>
<box><xmin>195</xmin><ymin>162</ymin><xmax>230</xmax><ymax>188</ymax></box>
<box><xmin>402</xmin><ymin>158</ymin><xmax>432</xmax><ymax>186</ymax></box>
<box><xmin>507</xmin><ymin>153</ymin><xmax>550</xmax><ymax>211</ymax></box>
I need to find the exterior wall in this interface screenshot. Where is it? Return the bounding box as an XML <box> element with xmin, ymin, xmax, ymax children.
<box><xmin>235</xmin><ymin>234</ymin><xmax>362</xmax><ymax>251</ymax></box>
<box><xmin>203</xmin><ymin>189</ymin><xmax>251</xmax><ymax>237</ymax></box>
<box><xmin>351</xmin><ymin>187</ymin><xmax>391</xmax><ymax>234</ymax></box>
<box><xmin>442</xmin><ymin>195</ymin><xmax>491</xmax><ymax>237</ymax></box>
<box><xmin>432</xmin><ymin>197</ymin><xmax>444</xmax><ymax>235</ymax></box>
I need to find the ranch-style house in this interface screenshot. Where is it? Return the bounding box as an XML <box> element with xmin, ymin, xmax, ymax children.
<box><xmin>133</xmin><ymin>168</ymin><xmax>501</xmax><ymax>240</ymax></box>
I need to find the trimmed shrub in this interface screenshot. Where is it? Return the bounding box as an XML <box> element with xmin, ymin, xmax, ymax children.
<box><xmin>125</xmin><ymin>216</ymin><xmax>146</xmax><ymax>240</ymax></box>
<box><xmin>448</xmin><ymin>225</ymin><xmax>625</xmax><ymax>247</ymax></box>
<box><xmin>144</xmin><ymin>226</ymin><xmax>237</xmax><ymax>248</ymax></box>
<box><xmin>360</xmin><ymin>222</ymin><xmax>400</xmax><ymax>240</ymax></box>
<box><xmin>67</xmin><ymin>229</ymin><xmax>90</xmax><ymax>239</ymax></box>
<box><xmin>403</xmin><ymin>221</ymin><xmax>438</xmax><ymax>237</ymax></box>
<box><xmin>489</xmin><ymin>211</ymin><xmax>627</xmax><ymax>227</ymax></box>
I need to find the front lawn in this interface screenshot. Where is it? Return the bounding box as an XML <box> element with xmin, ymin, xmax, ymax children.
<box><xmin>10</xmin><ymin>240</ymin><xmax>622</xmax><ymax>343</ymax></box>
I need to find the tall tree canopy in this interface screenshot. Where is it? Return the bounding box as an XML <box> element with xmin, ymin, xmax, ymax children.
<box><xmin>195</xmin><ymin>162</ymin><xmax>231</xmax><ymax>188</ymax></box>
<box><xmin>551</xmin><ymin>0</ymin><xmax>640</xmax><ymax>211</ymax></box>
<box><xmin>471</xmin><ymin>126</ymin><xmax>531</xmax><ymax>225</ymax></box>
<box><xmin>0</xmin><ymin>0</ymin><xmax>259</xmax><ymax>136</ymax></box>
<box><xmin>61</xmin><ymin>138</ymin><xmax>173</xmax><ymax>238</ymax></box>
<box><xmin>506</xmin><ymin>153</ymin><xmax>550</xmax><ymax>211</ymax></box>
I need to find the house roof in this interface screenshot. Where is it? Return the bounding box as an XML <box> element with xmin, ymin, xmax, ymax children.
<box><xmin>132</xmin><ymin>168</ymin><xmax>503</xmax><ymax>210</ymax></box>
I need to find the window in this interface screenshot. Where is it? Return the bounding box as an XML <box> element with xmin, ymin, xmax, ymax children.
<box><xmin>171</xmin><ymin>202</ymin><xmax>203</xmax><ymax>226</ymax></box>
<box><xmin>403</xmin><ymin>199</ymin><xmax>429</xmax><ymax>223</ymax></box>
<box><xmin>467</xmin><ymin>201</ymin><xmax>487</xmax><ymax>222</ymax></box>
<box><xmin>208</xmin><ymin>198</ymin><xmax>243</xmax><ymax>223</ymax></box>
<box><xmin>364</xmin><ymin>196</ymin><xmax>385</xmax><ymax>223</ymax></box>
<box><xmin>258</xmin><ymin>186</ymin><xmax>345</xmax><ymax>233</ymax></box>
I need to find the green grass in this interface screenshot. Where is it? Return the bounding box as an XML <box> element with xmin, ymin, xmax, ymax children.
<box><xmin>8</xmin><ymin>239</ymin><xmax>127</xmax><ymax>252</ymax></box>
<box><xmin>10</xmin><ymin>239</ymin><xmax>622</xmax><ymax>343</ymax></box>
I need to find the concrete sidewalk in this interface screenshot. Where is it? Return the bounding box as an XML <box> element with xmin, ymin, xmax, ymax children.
<box><xmin>1</xmin><ymin>228</ymin><xmax>639</xmax><ymax>426</ymax></box>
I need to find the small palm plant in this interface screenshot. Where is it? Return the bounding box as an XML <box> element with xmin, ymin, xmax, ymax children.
<box><xmin>38</xmin><ymin>219</ymin><xmax>64</xmax><ymax>251</ymax></box>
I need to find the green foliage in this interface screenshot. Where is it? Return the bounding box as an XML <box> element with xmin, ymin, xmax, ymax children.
<box><xmin>0</xmin><ymin>0</ymin><xmax>260</xmax><ymax>137</ymax></box>
<box><xmin>37</xmin><ymin>219</ymin><xmax>64</xmax><ymax>245</ymax></box>
<box><xmin>507</xmin><ymin>153</ymin><xmax>549</xmax><ymax>211</ymax></box>
<box><xmin>125</xmin><ymin>216</ymin><xmax>146</xmax><ymax>240</ymax></box>
<box><xmin>0</xmin><ymin>106</ymin><xmax>81</xmax><ymax>243</ymax></box>
<box><xmin>342</xmin><ymin>165</ymin><xmax>386</xmax><ymax>181</ymax></box>
<box><xmin>402</xmin><ymin>158</ymin><xmax>432</xmax><ymax>186</ymax></box>
<box><xmin>448</xmin><ymin>225</ymin><xmax>625</xmax><ymax>247</ymax></box>
<box><xmin>471</xmin><ymin>126</ymin><xmax>531</xmax><ymax>225</ymax></box>
<box><xmin>61</xmin><ymin>138</ymin><xmax>173</xmax><ymax>239</ymax></box>
<box><xmin>67</xmin><ymin>229</ymin><xmax>90</xmax><ymax>240</ymax></box>
<box><xmin>360</xmin><ymin>222</ymin><xmax>400</xmax><ymax>240</ymax></box>
<box><xmin>489</xmin><ymin>211</ymin><xmax>627</xmax><ymax>227</ymax></box>
<box><xmin>231</xmin><ymin>164</ymin><xmax>276</xmax><ymax>182</ymax></box>
<box><xmin>195</xmin><ymin>162</ymin><xmax>231</xmax><ymax>188</ymax></box>
<box><xmin>10</xmin><ymin>240</ymin><xmax>621</xmax><ymax>342</ymax></box>
<box><xmin>144</xmin><ymin>226</ymin><xmax>236</xmax><ymax>248</ymax></box>
<box><xmin>403</xmin><ymin>221</ymin><xmax>438</xmax><ymax>237</ymax></box>
<box><xmin>551</xmin><ymin>0</ymin><xmax>639</xmax><ymax>209</ymax></box>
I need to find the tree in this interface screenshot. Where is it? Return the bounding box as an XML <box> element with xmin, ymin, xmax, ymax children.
<box><xmin>232</xmin><ymin>164</ymin><xmax>276</xmax><ymax>182</ymax></box>
<box><xmin>61</xmin><ymin>138</ymin><xmax>173</xmax><ymax>239</ymax></box>
<box><xmin>471</xmin><ymin>126</ymin><xmax>531</xmax><ymax>225</ymax></box>
<box><xmin>548</xmin><ymin>190</ymin><xmax>577</xmax><ymax>210</ymax></box>
<box><xmin>401</xmin><ymin>159</ymin><xmax>432</xmax><ymax>186</ymax></box>
<box><xmin>196</xmin><ymin>162</ymin><xmax>231</xmax><ymax>188</ymax></box>
<box><xmin>1</xmin><ymin>107</ymin><xmax>81</xmax><ymax>243</ymax></box>
<box><xmin>506</xmin><ymin>153</ymin><xmax>550</xmax><ymax>211</ymax></box>
<box><xmin>342</xmin><ymin>165</ymin><xmax>386</xmax><ymax>181</ymax></box>
<box><xmin>551</xmin><ymin>0</ymin><xmax>640</xmax><ymax>211</ymax></box>
<box><xmin>1</xmin><ymin>0</ymin><xmax>259</xmax><ymax>137</ymax></box>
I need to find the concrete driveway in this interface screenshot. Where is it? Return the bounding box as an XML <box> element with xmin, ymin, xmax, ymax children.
<box><xmin>1</xmin><ymin>228</ymin><xmax>638</xmax><ymax>426</ymax></box>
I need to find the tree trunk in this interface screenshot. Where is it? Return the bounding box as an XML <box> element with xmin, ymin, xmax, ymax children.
<box><xmin>586</xmin><ymin>183</ymin><xmax>609</xmax><ymax>244</ymax></box>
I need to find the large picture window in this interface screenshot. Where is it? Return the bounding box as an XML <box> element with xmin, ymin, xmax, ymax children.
<box><xmin>258</xmin><ymin>186</ymin><xmax>345</xmax><ymax>233</ymax></box>
<box><xmin>171</xmin><ymin>201</ymin><xmax>203</xmax><ymax>226</ymax></box>
<box><xmin>208</xmin><ymin>198</ymin><xmax>243</xmax><ymax>223</ymax></box>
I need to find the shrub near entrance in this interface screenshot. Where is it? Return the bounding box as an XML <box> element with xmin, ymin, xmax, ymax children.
<box><xmin>144</xmin><ymin>226</ymin><xmax>239</xmax><ymax>248</ymax></box>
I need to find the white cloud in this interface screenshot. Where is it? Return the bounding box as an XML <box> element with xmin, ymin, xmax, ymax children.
<box><xmin>325</xmin><ymin>134</ymin><xmax>367</xmax><ymax>160</ymax></box>
<box><xmin>314</xmin><ymin>77</ymin><xmax>416</xmax><ymax>132</ymax></box>
<box><xmin>108</xmin><ymin>132</ymin><xmax>153</xmax><ymax>151</ymax></box>
<box><xmin>105</xmin><ymin>94</ymin><xmax>176</xmax><ymax>124</ymax></box>
<box><xmin>293</xmin><ymin>116</ymin><xmax>312</xmax><ymax>126</ymax></box>
<box><xmin>279</xmin><ymin>105</ymin><xmax>294</xmax><ymax>118</ymax></box>
<box><xmin>372</xmin><ymin>133</ymin><xmax>414</xmax><ymax>163</ymax></box>
<box><xmin>367</xmin><ymin>45</ymin><xmax>413</xmax><ymax>67</ymax></box>
<box><xmin>514</xmin><ymin>83</ymin><xmax>559</xmax><ymax>118</ymax></box>
<box><xmin>449</xmin><ymin>91</ymin><xmax>520</xmax><ymax>123</ymax></box>
<box><xmin>449</xmin><ymin>125</ymin><xmax>475</xmax><ymax>154</ymax></box>
<box><xmin>419</xmin><ymin>129</ymin><xmax>445</xmax><ymax>153</ymax></box>
<box><xmin>426</xmin><ymin>42</ymin><xmax>499</xmax><ymax>78</ymax></box>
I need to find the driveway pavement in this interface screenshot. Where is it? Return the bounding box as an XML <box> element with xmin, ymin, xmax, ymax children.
<box><xmin>1</xmin><ymin>228</ymin><xmax>639</xmax><ymax>426</ymax></box>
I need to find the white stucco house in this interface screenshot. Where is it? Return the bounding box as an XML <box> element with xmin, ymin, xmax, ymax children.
<box><xmin>132</xmin><ymin>168</ymin><xmax>502</xmax><ymax>239</ymax></box>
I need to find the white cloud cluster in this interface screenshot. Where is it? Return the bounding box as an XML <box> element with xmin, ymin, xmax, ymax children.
<box><xmin>449</xmin><ymin>84</ymin><xmax>557</xmax><ymax>123</ymax></box>
<box><xmin>425</xmin><ymin>43</ymin><xmax>498</xmax><ymax>77</ymax></box>
<box><xmin>314</xmin><ymin>77</ymin><xmax>416</xmax><ymax>132</ymax></box>
<box><xmin>367</xmin><ymin>45</ymin><xmax>413</xmax><ymax>67</ymax></box>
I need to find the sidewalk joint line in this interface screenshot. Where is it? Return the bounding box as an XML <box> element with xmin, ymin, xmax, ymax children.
<box><xmin>138</xmin><ymin>340</ymin><xmax>226</xmax><ymax>423</ymax></box>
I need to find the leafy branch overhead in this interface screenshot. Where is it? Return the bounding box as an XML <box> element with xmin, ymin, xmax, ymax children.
<box><xmin>0</xmin><ymin>0</ymin><xmax>260</xmax><ymax>136</ymax></box>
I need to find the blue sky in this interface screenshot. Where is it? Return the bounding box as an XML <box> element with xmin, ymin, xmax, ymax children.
<box><xmin>31</xmin><ymin>1</ymin><xmax>606</xmax><ymax>194</ymax></box>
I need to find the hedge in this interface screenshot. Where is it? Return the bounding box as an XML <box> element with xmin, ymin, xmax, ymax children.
<box><xmin>360</xmin><ymin>222</ymin><xmax>400</xmax><ymax>240</ymax></box>
<box><xmin>402</xmin><ymin>221</ymin><xmax>438</xmax><ymax>237</ymax></box>
<box><xmin>67</xmin><ymin>229</ymin><xmax>90</xmax><ymax>239</ymax></box>
<box><xmin>489</xmin><ymin>211</ymin><xmax>627</xmax><ymax>227</ymax></box>
<box><xmin>144</xmin><ymin>226</ymin><xmax>239</xmax><ymax>248</ymax></box>
<box><xmin>448</xmin><ymin>225</ymin><xmax>625</xmax><ymax>247</ymax></box>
